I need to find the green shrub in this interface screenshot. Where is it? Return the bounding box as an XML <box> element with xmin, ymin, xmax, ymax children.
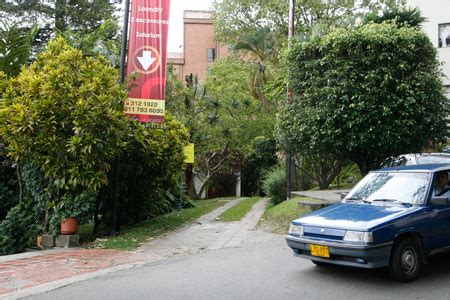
<box><xmin>242</xmin><ymin>136</ymin><xmax>278</xmax><ymax>196</ymax></box>
<box><xmin>0</xmin><ymin>143</ymin><xmax>18</xmax><ymax>221</ymax></box>
<box><xmin>113</xmin><ymin>115</ymin><xmax>189</xmax><ymax>226</ymax></box>
<box><xmin>262</xmin><ymin>164</ymin><xmax>286</xmax><ymax>205</ymax></box>
<box><xmin>0</xmin><ymin>196</ymin><xmax>41</xmax><ymax>254</ymax></box>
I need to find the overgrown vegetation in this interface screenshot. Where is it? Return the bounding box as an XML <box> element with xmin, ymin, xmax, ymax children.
<box><xmin>278</xmin><ymin>22</ymin><xmax>447</xmax><ymax>175</ymax></box>
<box><xmin>262</xmin><ymin>164</ymin><xmax>286</xmax><ymax>205</ymax></box>
<box><xmin>0</xmin><ymin>39</ymin><xmax>189</xmax><ymax>254</ymax></box>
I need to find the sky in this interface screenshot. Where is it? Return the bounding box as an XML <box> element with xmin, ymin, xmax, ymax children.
<box><xmin>168</xmin><ymin>0</ymin><xmax>214</xmax><ymax>52</ymax></box>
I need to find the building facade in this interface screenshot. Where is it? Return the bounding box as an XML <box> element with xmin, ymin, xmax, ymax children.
<box><xmin>167</xmin><ymin>10</ymin><xmax>229</xmax><ymax>83</ymax></box>
<box><xmin>408</xmin><ymin>0</ymin><xmax>450</xmax><ymax>97</ymax></box>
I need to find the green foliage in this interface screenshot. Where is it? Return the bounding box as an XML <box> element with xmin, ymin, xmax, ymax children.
<box><xmin>364</xmin><ymin>1</ymin><xmax>426</xmax><ymax>27</ymax></box>
<box><xmin>167</xmin><ymin>58</ymin><xmax>274</xmax><ymax>198</ymax></box>
<box><xmin>332</xmin><ymin>162</ymin><xmax>362</xmax><ymax>189</ymax></box>
<box><xmin>117</xmin><ymin>115</ymin><xmax>189</xmax><ymax>225</ymax></box>
<box><xmin>242</xmin><ymin>136</ymin><xmax>278</xmax><ymax>196</ymax></box>
<box><xmin>262</xmin><ymin>164</ymin><xmax>287</xmax><ymax>205</ymax></box>
<box><xmin>0</xmin><ymin>21</ymin><xmax>39</xmax><ymax>78</ymax></box>
<box><xmin>0</xmin><ymin>196</ymin><xmax>41</xmax><ymax>255</ymax></box>
<box><xmin>0</xmin><ymin>38</ymin><xmax>127</xmax><ymax>225</ymax></box>
<box><xmin>213</xmin><ymin>0</ymin><xmax>385</xmax><ymax>45</ymax></box>
<box><xmin>278</xmin><ymin>22</ymin><xmax>448</xmax><ymax>175</ymax></box>
<box><xmin>0</xmin><ymin>139</ymin><xmax>18</xmax><ymax>221</ymax></box>
<box><xmin>63</xmin><ymin>19</ymin><xmax>122</xmax><ymax>67</ymax></box>
<box><xmin>294</xmin><ymin>152</ymin><xmax>342</xmax><ymax>190</ymax></box>
<box><xmin>0</xmin><ymin>1</ymin><xmax>117</xmax><ymax>60</ymax></box>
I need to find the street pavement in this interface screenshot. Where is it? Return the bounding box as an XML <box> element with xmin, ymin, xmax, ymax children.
<box><xmin>23</xmin><ymin>230</ymin><xmax>450</xmax><ymax>300</ymax></box>
<box><xmin>0</xmin><ymin>197</ymin><xmax>268</xmax><ymax>299</ymax></box>
<box><xmin>4</xmin><ymin>196</ymin><xmax>450</xmax><ymax>299</ymax></box>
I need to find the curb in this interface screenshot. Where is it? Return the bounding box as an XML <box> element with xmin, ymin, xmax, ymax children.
<box><xmin>0</xmin><ymin>261</ymin><xmax>147</xmax><ymax>299</ymax></box>
<box><xmin>0</xmin><ymin>248</ymin><xmax>66</xmax><ymax>264</ymax></box>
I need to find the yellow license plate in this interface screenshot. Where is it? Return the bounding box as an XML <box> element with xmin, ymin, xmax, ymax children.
<box><xmin>310</xmin><ymin>244</ymin><xmax>330</xmax><ymax>258</ymax></box>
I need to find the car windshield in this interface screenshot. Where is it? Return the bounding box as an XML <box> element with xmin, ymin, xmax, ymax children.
<box><xmin>346</xmin><ymin>172</ymin><xmax>431</xmax><ymax>205</ymax></box>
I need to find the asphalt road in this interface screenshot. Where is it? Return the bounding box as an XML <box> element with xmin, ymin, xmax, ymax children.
<box><xmin>27</xmin><ymin>231</ymin><xmax>450</xmax><ymax>300</ymax></box>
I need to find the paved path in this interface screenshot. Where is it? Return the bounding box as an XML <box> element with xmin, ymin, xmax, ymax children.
<box><xmin>137</xmin><ymin>197</ymin><xmax>268</xmax><ymax>259</ymax></box>
<box><xmin>0</xmin><ymin>197</ymin><xmax>268</xmax><ymax>299</ymax></box>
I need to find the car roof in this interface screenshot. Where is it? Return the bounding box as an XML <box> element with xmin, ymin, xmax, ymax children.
<box><xmin>376</xmin><ymin>163</ymin><xmax>450</xmax><ymax>173</ymax></box>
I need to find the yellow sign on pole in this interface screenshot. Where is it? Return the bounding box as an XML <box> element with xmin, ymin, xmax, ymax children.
<box><xmin>183</xmin><ymin>143</ymin><xmax>195</xmax><ymax>164</ymax></box>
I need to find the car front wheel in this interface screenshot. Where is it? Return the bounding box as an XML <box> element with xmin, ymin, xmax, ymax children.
<box><xmin>389</xmin><ymin>238</ymin><xmax>422</xmax><ymax>282</ymax></box>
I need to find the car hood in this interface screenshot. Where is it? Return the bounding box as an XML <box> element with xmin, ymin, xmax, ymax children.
<box><xmin>293</xmin><ymin>203</ymin><xmax>424</xmax><ymax>231</ymax></box>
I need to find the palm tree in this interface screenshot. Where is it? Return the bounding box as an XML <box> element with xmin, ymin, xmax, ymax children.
<box><xmin>234</xmin><ymin>27</ymin><xmax>279</xmax><ymax>112</ymax></box>
<box><xmin>0</xmin><ymin>21</ymin><xmax>39</xmax><ymax>78</ymax></box>
<box><xmin>364</xmin><ymin>2</ymin><xmax>426</xmax><ymax>28</ymax></box>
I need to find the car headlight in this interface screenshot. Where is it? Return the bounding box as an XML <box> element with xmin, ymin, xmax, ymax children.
<box><xmin>343</xmin><ymin>231</ymin><xmax>373</xmax><ymax>243</ymax></box>
<box><xmin>289</xmin><ymin>224</ymin><xmax>304</xmax><ymax>236</ymax></box>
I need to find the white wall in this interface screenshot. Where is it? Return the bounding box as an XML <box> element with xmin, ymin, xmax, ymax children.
<box><xmin>408</xmin><ymin>0</ymin><xmax>450</xmax><ymax>86</ymax></box>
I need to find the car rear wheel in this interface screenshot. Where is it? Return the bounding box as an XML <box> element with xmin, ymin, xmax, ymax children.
<box><xmin>389</xmin><ymin>238</ymin><xmax>422</xmax><ymax>282</ymax></box>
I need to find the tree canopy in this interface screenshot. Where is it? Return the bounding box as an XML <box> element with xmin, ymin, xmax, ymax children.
<box><xmin>212</xmin><ymin>0</ymin><xmax>388</xmax><ymax>45</ymax></box>
<box><xmin>277</xmin><ymin>22</ymin><xmax>448</xmax><ymax>175</ymax></box>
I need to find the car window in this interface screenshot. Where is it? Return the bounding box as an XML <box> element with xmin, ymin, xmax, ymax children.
<box><xmin>432</xmin><ymin>170</ymin><xmax>450</xmax><ymax>198</ymax></box>
<box><xmin>346</xmin><ymin>172</ymin><xmax>431</xmax><ymax>205</ymax></box>
<box><xmin>416</xmin><ymin>156</ymin><xmax>450</xmax><ymax>164</ymax></box>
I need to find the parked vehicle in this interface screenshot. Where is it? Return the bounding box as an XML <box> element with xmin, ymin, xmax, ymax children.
<box><xmin>442</xmin><ymin>146</ymin><xmax>450</xmax><ymax>154</ymax></box>
<box><xmin>286</xmin><ymin>164</ymin><xmax>450</xmax><ymax>281</ymax></box>
<box><xmin>381</xmin><ymin>153</ymin><xmax>450</xmax><ymax>168</ymax></box>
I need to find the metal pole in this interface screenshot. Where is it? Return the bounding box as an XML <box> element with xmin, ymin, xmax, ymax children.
<box><xmin>120</xmin><ymin>0</ymin><xmax>131</xmax><ymax>85</ymax></box>
<box><xmin>286</xmin><ymin>0</ymin><xmax>295</xmax><ymax>200</ymax></box>
<box><xmin>111</xmin><ymin>0</ymin><xmax>130</xmax><ymax>235</ymax></box>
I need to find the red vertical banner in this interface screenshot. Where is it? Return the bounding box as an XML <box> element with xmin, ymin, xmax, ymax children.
<box><xmin>124</xmin><ymin>0</ymin><xmax>170</xmax><ymax>123</ymax></box>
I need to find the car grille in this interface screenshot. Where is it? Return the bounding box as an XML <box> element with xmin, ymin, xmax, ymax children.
<box><xmin>304</xmin><ymin>226</ymin><xmax>346</xmax><ymax>241</ymax></box>
<box><xmin>304</xmin><ymin>232</ymin><xmax>343</xmax><ymax>241</ymax></box>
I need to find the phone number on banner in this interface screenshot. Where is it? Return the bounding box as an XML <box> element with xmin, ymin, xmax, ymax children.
<box><xmin>124</xmin><ymin>98</ymin><xmax>165</xmax><ymax>116</ymax></box>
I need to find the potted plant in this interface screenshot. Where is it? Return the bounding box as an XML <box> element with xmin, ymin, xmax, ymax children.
<box><xmin>56</xmin><ymin>192</ymin><xmax>96</xmax><ymax>235</ymax></box>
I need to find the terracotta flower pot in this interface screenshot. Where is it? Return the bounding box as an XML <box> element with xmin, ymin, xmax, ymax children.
<box><xmin>60</xmin><ymin>218</ymin><xmax>78</xmax><ymax>235</ymax></box>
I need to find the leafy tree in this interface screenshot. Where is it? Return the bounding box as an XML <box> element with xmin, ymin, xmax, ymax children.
<box><xmin>241</xmin><ymin>136</ymin><xmax>278</xmax><ymax>196</ymax></box>
<box><xmin>0</xmin><ymin>21</ymin><xmax>39</xmax><ymax>78</ymax></box>
<box><xmin>277</xmin><ymin>22</ymin><xmax>448</xmax><ymax>175</ymax></box>
<box><xmin>364</xmin><ymin>1</ymin><xmax>426</xmax><ymax>27</ymax></box>
<box><xmin>0</xmin><ymin>0</ymin><xmax>116</xmax><ymax>33</ymax></box>
<box><xmin>213</xmin><ymin>0</ymin><xmax>387</xmax><ymax>45</ymax></box>
<box><xmin>0</xmin><ymin>0</ymin><xmax>118</xmax><ymax>57</ymax></box>
<box><xmin>117</xmin><ymin>115</ymin><xmax>189</xmax><ymax>225</ymax></box>
<box><xmin>0</xmin><ymin>38</ymin><xmax>127</xmax><ymax>228</ymax></box>
<box><xmin>167</xmin><ymin>58</ymin><xmax>274</xmax><ymax>198</ymax></box>
<box><xmin>62</xmin><ymin>19</ymin><xmax>122</xmax><ymax>67</ymax></box>
<box><xmin>234</xmin><ymin>27</ymin><xmax>280</xmax><ymax>112</ymax></box>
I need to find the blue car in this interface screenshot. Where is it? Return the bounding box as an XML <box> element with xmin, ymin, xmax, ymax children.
<box><xmin>286</xmin><ymin>164</ymin><xmax>450</xmax><ymax>281</ymax></box>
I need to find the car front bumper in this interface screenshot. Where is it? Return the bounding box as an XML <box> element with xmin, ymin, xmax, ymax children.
<box><xmin>286</xmin><ymin>235</ymin><xmax>392</xmax><ymax>269</ymax></box>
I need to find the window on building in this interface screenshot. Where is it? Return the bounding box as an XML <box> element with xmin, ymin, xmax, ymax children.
<box><xmin>439</xmin><ymin>24</ymin><xmax>450</xmax><ymax>48</ymax></box>
<box><xmin>207</xmin><ymin>48</ymin><xmax>216</xmax><ymax>62</ymax></box>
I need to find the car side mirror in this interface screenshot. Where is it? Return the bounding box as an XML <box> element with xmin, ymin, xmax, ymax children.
<box><xmin>430</xmin><ymin>196</ymin><xmax>449</xmax><ymax>206</ymax></box>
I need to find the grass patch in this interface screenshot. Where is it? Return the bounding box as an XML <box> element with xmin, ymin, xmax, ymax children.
<box><xmin>217</xmin><ymin>197</ymin><xmax>261</xmax><ymax>222</ymax></box>
<box><xmin>259</xmin><ymin>196</ymin><xmax>320</xmax><ymax>234</ymax></box>
<box><xmin>103</xmin><ymin>198</ymin><xmax>228</xmax><ymax>250</ymax></box>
